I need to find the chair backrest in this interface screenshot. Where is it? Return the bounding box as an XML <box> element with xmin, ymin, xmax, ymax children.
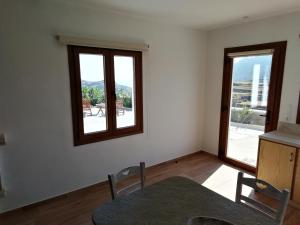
<box><xmin>82</xmin><ymin>98</ymin><xmax>91</xmax><ymax>109</ymax></box>
<box><xmin>116</xmin><ymin>100</ymin><xmax>124</xmax><ymax>108</ymax></box>
<box><xmin>235</xmin><ymin>172</ymin><xmax>290</xmax><ymax>225</ymax></box>
<box><xmin>108</xmin><ymin>162</ymin><xmax>145</xmax><ymax>200</ymax></box>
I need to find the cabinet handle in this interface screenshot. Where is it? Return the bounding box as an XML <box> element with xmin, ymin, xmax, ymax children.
<box><xmin>290</xmin><ymin>153</ymin><xmax>295</xmax><ymax>162</ymax></box>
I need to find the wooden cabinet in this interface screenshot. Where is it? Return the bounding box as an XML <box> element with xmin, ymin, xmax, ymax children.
<box><xmin>293</xmin><ymin>154</ymin><xmax>300</xmax><ymax>202</ymax></box>
<box><xmin>257</xmin><ymin>140</ymin><xmax>296</xmax><ymax>190</ymax></box>
<box><xmin>257</xmin><ymin>139</ymin><xmax>300</xmax><ymax>207</ymax></box>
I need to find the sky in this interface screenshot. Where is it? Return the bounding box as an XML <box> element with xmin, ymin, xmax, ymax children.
<box><xmin>79</xmin><ymin>54</ymin><xmax>134</xmax><ymax>87</ymax></box>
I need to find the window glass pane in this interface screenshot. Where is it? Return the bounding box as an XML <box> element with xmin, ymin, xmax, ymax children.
<box><xmin>114</xmin><ymin>56</ymin><xmax>135</xmax><ymax>128</ymax></box>
<box><xmin>79</xmin><ymin>54</ymin><xmax>107</xmax><ymax>133</ymax></box>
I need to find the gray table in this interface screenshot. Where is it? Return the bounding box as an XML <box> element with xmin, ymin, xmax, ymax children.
<box><xmin>92</xmin><ymin>176</ymin><xmax>276</xmax><ymax>225</ymax></box>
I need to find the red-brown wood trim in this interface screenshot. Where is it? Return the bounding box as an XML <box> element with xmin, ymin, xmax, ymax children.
<box><xmin>67</xmin><ymin>46</ymin><xmax>143</xmax><ymax>146</ymax></box>
<box><xmin>223</xmin><ymin>157</ymin><xmax>256</xmax><ymax>174</ymax></box>
<box><xmin>218</xmin><ymin>51</ymin><xmax>234</xmax><ymax>161</ymax></box>
<box><xmin>266</xmin><ymin>42</ymin><xmax>287</xmax><ymax>132</ymax></box>
<box><xmin>297</xmin><ymin>92</ymin><xmax>300</xmax><ymax>124</ymax></box>
<box><xmin>218</xmin><ymin>41</ymin><xmax>287</xmax><ymax>173</ymax></box>
<box><xmin>0</xmin><ymin>151</ymin><xmax>203</xmax><ymax>215</ymax></box>
<box><xmin>110</xmin><ymin>50</ymin><xmax>143</xmax><ymax>136</ymax></box>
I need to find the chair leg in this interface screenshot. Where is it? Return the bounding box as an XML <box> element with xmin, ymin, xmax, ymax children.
<box><xmin>140</xmin><ymin>162</ymin><xmax>146</xmax><ymax>189</ymax></box>
<box><xmin>108</xmin><ymin>174</ymin><xmax>117</xmax><ymax>200</ymax></box>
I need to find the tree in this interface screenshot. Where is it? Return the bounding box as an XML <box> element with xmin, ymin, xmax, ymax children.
<box><xmin>231</xmin><ymin>106</ymin><xmax>255</xmax><ymax>124</ymax></box>
<box><xmin>81</xmin><ymin>87</ymin><xmax>105</xmax><ymax>106</ymax></box>
<box><xmin>116</xmin><ymin>88</ymin><xmax>132</xmax><ymax>108</ymax></box>
<box><xmin>82</xmin><ymin>87</ymin><xmax>90</xmax><ymax>100</ymax></box>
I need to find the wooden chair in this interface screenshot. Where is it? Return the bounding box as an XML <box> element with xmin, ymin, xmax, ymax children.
<box><xmin>116</xmin><ymin>100</ymin><xmax>125</xmax><ymax>116</ymax></box>
<box><xmin>82</xmin><ymin>98</ymin><xmax>93</xmax><ymax>117</ymax></box>
<box><xmin>235</xmin><ymin>172</ymin><xmax>290</xmax><ymax>225</ymax></box>
<box><xmin>108</xmin><ymin>162</ymin><xmax>145</xmax><ymax>200</ymax></box>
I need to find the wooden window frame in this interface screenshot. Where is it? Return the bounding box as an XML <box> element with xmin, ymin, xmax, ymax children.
<box><xmin>219</xmin><ymin>41</ymin><xmax>287</xmax><ymax>173</ymax></box>
<box><xmin>68</xmin><ymin>45</ymin><xmax>143</xmax><ymax>146</ymax></box>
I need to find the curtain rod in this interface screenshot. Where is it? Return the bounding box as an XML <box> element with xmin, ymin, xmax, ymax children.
<box><xmin>57</xmin><ymin>35</ymin><xmax>149</xmax><ymax>52</ymax></box>
<box><xmin>227</xmin><ymin>49</ymin><xmax>274</xmax><ymax>58</ymax></box>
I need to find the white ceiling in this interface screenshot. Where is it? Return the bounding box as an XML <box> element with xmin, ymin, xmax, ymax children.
<box><xmin>56</xmin><ymin>0</ymin><xmax>300</xmax><ymax>29</ymax></box>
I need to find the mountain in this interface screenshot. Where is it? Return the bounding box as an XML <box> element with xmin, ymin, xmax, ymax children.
<box><xmin>82</xmin><ymin>80</ymin><xmax>105</xmax><ymax>89</ymax></box>
<box><xmin>81</xmin><ymin>80</ymin><xmax>132</xmax><ymax>93</ymax></box>
<box><xmin>233</xmin><ymin>55</ymin><xmax>272</xmax><ymax>82</ymax></box>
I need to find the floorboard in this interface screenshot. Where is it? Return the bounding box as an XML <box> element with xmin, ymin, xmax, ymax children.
<box><xmin>0</xmin><ymin>151</ymin><xmax>299</xmax><ymax>225</ymax></box>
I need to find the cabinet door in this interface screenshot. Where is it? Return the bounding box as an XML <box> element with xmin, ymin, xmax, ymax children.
<box><xmin>257</xmin><ymin>140</ymin><xmax>296</xmax><ymax>190</ymax></box>
<box><xmin>293</xmin><ymin>152</ymin><xmax>300</xmax><ymax>203</ymax></box>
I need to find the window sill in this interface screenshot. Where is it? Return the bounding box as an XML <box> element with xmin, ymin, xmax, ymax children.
<box><xmin>74</xmin><ymin>128</ymin><xmax>143</xmax><ymax>146</ymax></box>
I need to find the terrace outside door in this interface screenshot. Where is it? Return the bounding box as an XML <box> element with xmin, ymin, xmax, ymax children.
<box><xmin>219</xmin><ymin>42</ymin><xmax>287</xmax><ymax>173</ymax></box>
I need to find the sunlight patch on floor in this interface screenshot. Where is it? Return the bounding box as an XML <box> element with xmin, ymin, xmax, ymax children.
<box><xmin>202</xmin><ymin>164</ymin><xmax>253</xmax><ymax>201</ymax></box>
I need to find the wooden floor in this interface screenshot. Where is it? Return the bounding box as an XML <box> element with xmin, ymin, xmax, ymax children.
<box><xmin>1</xmin><ymin>152</ymin><xmax>300</xmax><ymax>225</ymax></box>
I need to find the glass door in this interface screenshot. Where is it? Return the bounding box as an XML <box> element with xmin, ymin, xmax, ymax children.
<box><xmin>226</xmin><ymin>54</ymin><xmax>272</xmax><ymax>167</ymax></box>
<box><xmin>219</xmin><ymin>42</ymin><xmax>287</xmax><ymax>172</ymax></box>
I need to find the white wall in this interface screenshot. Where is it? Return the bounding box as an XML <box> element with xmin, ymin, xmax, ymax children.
<box><xmin>203</xmin><ymin>12</ymin><xmax>300</xmax><ymax>154</ymax></box>
<box><xmin>0</xmin><ymin>1</ymin><xmax>207</xmax><ymax>212</ymax></box>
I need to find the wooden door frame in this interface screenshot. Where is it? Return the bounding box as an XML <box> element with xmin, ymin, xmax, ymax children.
<box><xmin>218</xmin><ymin>41</ymin><xmax>287</xmax><ymax>173</ymax></box>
